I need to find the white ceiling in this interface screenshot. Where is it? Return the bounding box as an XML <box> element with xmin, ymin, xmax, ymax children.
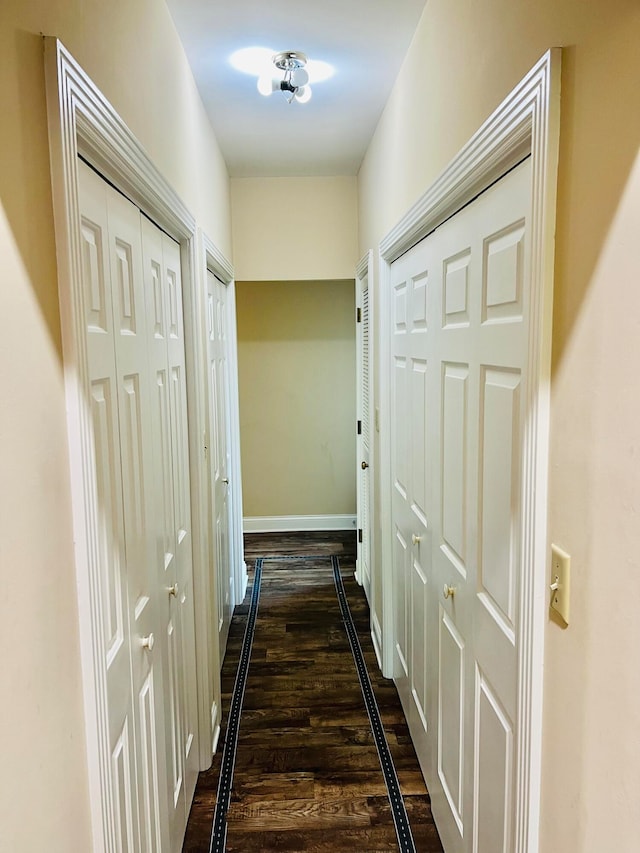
<box><xmin>165</xmin><ymin>0</ymin><xmax>427</xmax><ymax>177</ymax></box>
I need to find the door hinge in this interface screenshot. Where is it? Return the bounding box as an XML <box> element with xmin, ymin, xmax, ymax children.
<box><xmin>357</xmin><ymin>420</ymin><xmax>362</xmax><ymax>435</ymax></box>
<box><xmin>358</xmin><ymin>528</ymin><xmax>363</xmax><ymax>544</ymax></box>
<box><xmin>357</xmin><ymin>307</ymin><xmax>362</xmax><ymax>323</ymax></box>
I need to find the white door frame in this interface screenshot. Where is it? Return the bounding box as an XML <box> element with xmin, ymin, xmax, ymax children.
<box><xmin>45</xmin><ymin>39</ymin><xmax>232</xmax><ymax>849</ymax></box>
<box><xmin>378</xmin><ymin>50</ymin><xmax>560</xmax><ymax>852</ymax></box>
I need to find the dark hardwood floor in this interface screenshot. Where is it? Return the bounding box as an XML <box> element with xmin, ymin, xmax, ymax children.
<box><xmin>183</xmin><ymin>532</ymin><xmax>443</xmax><ymax>852</ymax></box>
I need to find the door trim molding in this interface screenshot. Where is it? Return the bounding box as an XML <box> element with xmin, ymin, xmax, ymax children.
<box><xmin>378</xmin><ymin>49</ymin><xmax>561</xmax><ymax>853</ymax></box>
<box><xmin>44</xmin><ymin>38</ymin><xmax>232</xmax><ymax>849</ymax></box>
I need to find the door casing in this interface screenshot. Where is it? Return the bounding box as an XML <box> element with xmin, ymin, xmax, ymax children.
<box><xmin>378</xmin><ymin>50</ymin><xmax>561</xmax><ymax>853</ymax></box>
<box><xmin>45</xmin><ymin>38</ymin><xmax>240</xmax><ymax>850</ymax></box>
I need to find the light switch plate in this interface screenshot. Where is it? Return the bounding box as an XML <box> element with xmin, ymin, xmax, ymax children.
<box><xmin>550</xmin><ymin>544</ymin><xmax>570</xmax><ymax>624</ymax></box>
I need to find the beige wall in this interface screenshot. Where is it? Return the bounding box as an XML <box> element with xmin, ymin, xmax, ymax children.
<box><xmin>232</xmin><ymin>177</ymin><xmax>359</xmax><ymax>523</ymax></box>
<box><xmin>237</xmin><ymin>280</ymin><xmax>356</xmax><ymax>519</ymax></box>
<box><xmin>231</xmin><ymin>176</ymin><xmax>358</xmax><ymax>281</ymax></box>
<box><xmin>358</xmin><ymin>1</ymin><xmax>640</xmax><ymax>850</ymax></box>
<box><xmin>0</xmin><ymin>0</ymin><xmax>230</xmax><ymax>849</ymax></box>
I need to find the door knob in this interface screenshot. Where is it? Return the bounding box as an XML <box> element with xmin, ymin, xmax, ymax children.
<box><xmin>412</xmin><ymin>534</ymin><xmax>422</xmax><ymax>545</ymax></box>
<box><xmin>361</xmin><ymin>461</ymin><xmax>369</xmax><ymax>470</ymax></box>
<box><xmin>222</xmin><ymin>477</ymin><xmax>229</xmax><ymax>485</ymax></box>
<box><xmin>443</xmin><ymin>583</ymin><xmax>456</xmax><ymax>599</ymax></box>
<box><xmin>141</xmin><ymin>633</ymin><xmax>155</xmax><ymax>651</ymax></box>
<box><xmin>168</xmin><ymin>583</ymin><xmax>179</xmax><ymax>597</ymax></box>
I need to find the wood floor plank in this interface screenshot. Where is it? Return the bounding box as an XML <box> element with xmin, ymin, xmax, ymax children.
<box><xmin>182</xmin><ymin>532</ymin><xmax>443</xmax><ymax>852</ymax></box>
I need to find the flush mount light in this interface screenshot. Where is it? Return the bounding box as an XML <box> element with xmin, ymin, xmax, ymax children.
<box><xmin>258</xmin><ymin>51</ymin><xmax>312</xmax><ymax>104</ymax></box>
<box><xmin>230</xmin><ymin>47</ymin><xmax>334</xmax><ymax>104</ymax></box>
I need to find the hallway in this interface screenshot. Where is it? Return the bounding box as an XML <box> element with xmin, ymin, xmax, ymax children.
<box><xmin>182</xmin><ymin>533</ymin><xmax>444</xmax><ymax>852</ymax></box>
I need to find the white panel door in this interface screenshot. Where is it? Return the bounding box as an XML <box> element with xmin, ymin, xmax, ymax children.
<box><xmin>206</xmin><ymin>270</ymin><xmax>233</xmax><ymax>658</ymax></box>
<box><xmin>79</xmin><ymin>162</ymin><xmax>169</xmax><ymax>852</ymax></box>
<box><xmin>390</xmin><ymin>251</ymin><xmax>432</xmax><ymax>764</ymax></box>
<box><xmin>356</xmin><ymin>273</ymin><xmax>372</xmax><ymax>602</ymax></box>
<box><xmin>79</xmin><ymin>162</ymin><xmax>140</xmax><ymax>852</ymax></box>
<box><xmin>141</xmin><ymin>220</ymin><xmax>199</xmax><ymax>850</ymax></box>
<box><xmin>162</xmin><ymin>232</ymin><xmax>200</xmax><ymax>813</ymax></box>
<box><xmin>389</xmin><ymin>159</ymin><xmax>532</xmax><ymax>853</ymax></box>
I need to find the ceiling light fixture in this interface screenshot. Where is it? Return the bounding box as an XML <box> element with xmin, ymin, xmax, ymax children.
<box><xmin>257</xmin><ymin>51</ymin><xmax>312</xmax><ymax>104</ymax></box>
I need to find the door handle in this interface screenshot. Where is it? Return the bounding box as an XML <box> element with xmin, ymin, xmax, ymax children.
<box><xmin>141</xmin><ymin>633</ymin><xmax>155</xmax><ymax>651</ymax></box>
<box><xmin>361</xmin><ymin>461</ymin><xmax>369</xmax><ymax>470</ymax></box>
<box><xmin>443</xmin><ymin>583</ymin><xmax>457</xmax><ymax>599</ymax></box>
<box><xmin>167</xmin><ymin>583</ymin><xmax>178</xmax><ymax>598</ymax></box>
<box><xmin>222</xmin><ymin>477</ymin><xmax>229</xmax><ymax>485</ymax></box>
<box><xmin>412</xmin><ymin>534</ymin><xmax>422</xmax><ymax>545</ymax></box>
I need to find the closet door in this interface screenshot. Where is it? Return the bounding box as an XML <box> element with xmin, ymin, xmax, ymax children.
<box><xmin>141</xmin><ymin>220</ymin><xmax>199</xmax><ymax>849</ymax></box>
<box><xmin>79</xmin><ymin>162</ymin><xmax>140</xmax><ymax>851</ymax></box>
<box><xmin>389</xmin><ymin>245</ymin><xmax>432</xmax><ymax>767</ymax></box>
<box><xmin>389</xmin><ymin>159</ymin><xmax>532</xmax><ymax>853</ymax></box>
<box><xmin>206</xmin><ymin>270</ymin><xmax>232</xmax><ymax>658</ymax></box>
<box><xmin>79</xmin><ymin>161</ymin><xmax>169</xmax><ymax>852</ymax></box>
<box><xmin>162</xmin><ymin>231</ymin><xmax>200</xmax><ymax>816</ymax></box>
<box><xmin>429</xmin><ymin>159</ymin><xmax>531</xmax><ymax>853</ymax></box>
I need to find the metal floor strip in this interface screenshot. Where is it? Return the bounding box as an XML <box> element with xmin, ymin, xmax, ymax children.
<box><xmin>208</xmin><ymin>558</ymin><xmax>263</xmax><ymax>853</ymax></box>
<box><xmin>332</xmin><ymin>555</ymin><xmax>417</xmax><ymax>853</ymax></box>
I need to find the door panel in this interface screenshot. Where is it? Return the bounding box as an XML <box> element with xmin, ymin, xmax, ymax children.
<box><xmin>141</xmin><ymin>220</ymin><xmax>199</xmax><ymax>848</ymax></box>
<box><xmin>164</xmin><ymin>236</ymin><xmax>199</xmax><ymax>803</ymax></box>
<box><xmin>410</xmin><ymin>358</ymin><xmax>428</xmax><ymax>526</ymax></box>
<box><xmin>441</xmin><ymin>364</ymin><xmax>468</xmax><ymax>575</ymax></box>
<box><xmin>474</xmin><ymin>670</ymin><xmax>514</xmax><ymax>853</ymax></box>
<box><xmin>478</xmin><ymin>369</ymin><xmax>521</xmax><ymax>627</ymax></box>
<box><xmin>112</xmin><ymin>719</ymin><xmax>137</xmax><ymax>851</ymax></box>
<box><xmin>410</xmin><ymin>555</ymin><xmax>429</xmax><ymax>734</ymax></box>
<box><xmin>389</xmin><ymin>159</ymin><xmax>532</xmax><ymax>852</ymax></box>
<box><xmin>438</xmin><ymin>608</ymin><xmax>465</xmax><ymax>835</ymax></box>
<box><xmin>79</xmin><ymin>163</ymin><xmax>143</xmax><ymax>852</ymax></box>
<box><xmin>107</xmin><ymin>186</ymin><xmax>167</xmax><ymax>853</ymax></box>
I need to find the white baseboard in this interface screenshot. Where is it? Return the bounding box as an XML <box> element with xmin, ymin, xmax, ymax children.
<box><xmin>243</xmin><ymin>514</ymin><xmax>357</xmax><ymax>533</ymax></box>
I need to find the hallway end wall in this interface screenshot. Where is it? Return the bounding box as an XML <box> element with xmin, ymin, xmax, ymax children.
<box><xmin>230</xmin><ymin>176</ymin><xmax>358</xmax><ymax>281</ymax></box>
<box><xmin>236</xmin><ymin>280</ymin><xmax>356</xmax><ymax>523</ymax></box>
<box><xmin>357</xmin><ymin>1</ymin><xmax>640</xmax><ymax>851</ymax></box>
<box><xmin>0</xmin><ymin>1</ymin><xmax>231</xmax><ymax>850</ymax></box>
<box><xmin>231</xmin><ymin>176</ymin><xmax>359</xmax><ymax>528</ymax></box>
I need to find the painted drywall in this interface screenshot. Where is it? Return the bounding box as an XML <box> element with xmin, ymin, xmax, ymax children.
<box><xmin>231</xmin><ymin>176</ymin><xmax>358</xmax><ymax>281</ymax></box>
<box><xmin>358</xmin><ymin>1</ymin><xmax>640</xmax><ymax>850</ymax></box>
<box><xmin>236</xmin><ymin>280</ymin><xmax>356</xmax><ymax>520</ymax></box>
<box><xmin>0</xmin><ymin>1</ymin><xmax>230</xmax><ymax>849</ymax></box>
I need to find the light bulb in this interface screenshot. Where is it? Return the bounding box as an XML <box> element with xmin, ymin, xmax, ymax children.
<box><xmin>291</xmin><ymin>67</ymin><xmax>309</xmax><ymax>88</ymax></box>
<box><xmin>257</xmin><ymin>74</ymin><xmax>276</xmax><ymax>96</ymax></box>
<box><xmin>295</xmin><ymin>85</ymin><xmax>312</xmax><ymax>104</ymax></box>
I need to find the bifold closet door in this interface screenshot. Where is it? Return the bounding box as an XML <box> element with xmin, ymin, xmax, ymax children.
<box><xmin>141</xmin><ymin>218</ymin><xmax>199</xmax><ymax>849</ymax></box>
<box><xmin>79</xmin><ymin>161</ymin><xmax>169</xmax><ymax>851</ymax></box>
<box><xmin>78</xmin><ymin>160</ymin><xmax>199</xmax><ymax>852</ymax></box>
<box><xmin>390</xmin><ymin>159</ymin><xmax>532</xmax><ymax>853</ymax></box>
